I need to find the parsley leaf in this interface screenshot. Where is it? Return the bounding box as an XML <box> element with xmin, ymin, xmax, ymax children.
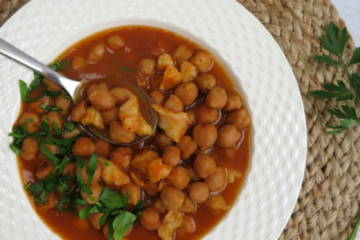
<box><xmin>99</xmin><ymin>188</ymin><xmax>129</xmax><ymax>209</ymax></box>
<box><xmin>85</xmin><ymin>154</ymin><xmax>98</xmax><ymax>194</ymax></box>
<box><xmin>322</xmin><ymin>22</ymin><xmax>349</xmax><ymax>58</ymax></box>
<box><xmin>79</xmin><ymin>205</ymin><xmax>96</xmax><ymax>220</ymax></box>
<box><xmin>309</xmin><ymin>80</ymin><xmax>353</xmax><ymax>101</ymax></box>
<box><xmin>113</xmin><ymin>211</ymin><xmax>137</xmax><ymax>240</ymax></box>
<box><xmin>313</xmin><ymin>54</ymin><xmax>341</xmax><ymax>66</ymax></box>
<box><xmin>119</xmin><ymin>67</ymin><xmax>137</xmax><ymax>73</ymax></box>
<box><xmin>39</xmin><ymin>143</ymin><xmax>60</xmax><ymax>165</ymax></box>
<box><xmin>27</xmin><ymin>77</ymin><xmax>42</xmax><ymax>93</ymax></box>
<box><xmin>40</xmin><ymin>104</ymin><xmax>63</xmax><ymax>112</ymax></box>
<box><xmin>63</xmin><ymin>122</ymin><xmax>75</xmax><ymax>133</ymax></box>
<box><xmin>45</xmin><ymin>173</ymin><xmax>58</xmax><ymax>193</ymax></box>
<box><xmin>19</xmin><ymin>80</ymin><xmax>37</xmax><ymax>102</ymax></box>
<box><xmin>348</xmin><ymin>47</ymin><xmax>360</xmax><ymax>66</ymax></box>
<box><xmin>49</xmin><ymin>59</ymin><xmax>71</xmax><ymax>71</ymax></box>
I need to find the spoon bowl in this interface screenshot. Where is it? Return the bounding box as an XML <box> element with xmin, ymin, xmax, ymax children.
<box><xmin>0</xmin><ymin>38</ymin><xmax>157</xmax><ymax>144</ymax></box>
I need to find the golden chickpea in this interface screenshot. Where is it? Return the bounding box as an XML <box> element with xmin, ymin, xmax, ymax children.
<box><xmin>88</xmin><ymin>212</ymin><xmax>104</xmax><ymax>230</ymax></box>
<box><xmin>28</xmin><ymin>95</ymin><xmax>53</xmax><ymax>113</ymax></box>
<box><xmin>185</xmin><ymin>164</ymin><xmax>201</xmax><ymax>182</ymax></box>
<box><xmin>153</xmin><ymin>198</ymin><xmax>167</xmax><ymax>215</ymax></box>
<box><xmin>110</xmin><ymin>87</ymin><xmax>133</xmax><ymax>105</ymax></box>
<box><xmin>138</xmin><ymin>58</ymin><xmax>156</xmax><ymax>76</ymax></box>
<box><xmin>72</xmin><ymin>137</ymin><xmax>96</xmax><ymax>157</ymax></box>
<box><xmin>190</xmin><ymin>51</ymin><xmax>213</xmax><ymax>73</ymax></box>
<box><xmin>20</xmin><ymin>138</ymin><xmax>39</xmax><ymax>161</ymax></box>
<box><xmin>174</xmin><ymin>82</ymin><xmax>198</xmax><ymax>107</ymax></box>
<box><xmin>109</xmin><ymin>121</ymin><xmax>135</xmax><ymax>143</ymax></box>
<box><xmin>101</xmin><ymin>108</ymin><xmax>119</xmax><ymax>125</ymax></box>
<box><xmin>44</xmin><ymin>142</ymin><xmax>58</xmax><ymax>154</ymax></box>
<box><xmin>172</xmin><ymin>44</ymin><xmax>194</xmax><ymax>61</ymax></box>
<box><xmin>48</xmin><ymin>111</ymin><xmax>63</xmax><ymax>131</ymax></box>
<box><xmin>55</xmin><ymin>93</ymin><xmax>71</xmax><ymax>117</ymax></box>
<box><xmin>176</xmin><ymin>136</ymin><xmax>197</xmax><ymax>159</ymax></box>
<box><xmin>225</xmin><ymin>93</ymin><xmax>242</xmax><ymax>111</ymax></box>
<box><xmin>139</xmin><ymin>208</ymin><xmax>160</xmax><ymax>231</ymax></box>
<box><xmin>160</xmin><ymin>185</ymin><xmax>184</xmax><ymax>211</ymax></box>
<box><xmin>149</xmin><ymin>90</ymin><xmax>166</xmax><ymax>105</ymax></box>
<box><xmin>187</xmin><ymin>182</ymin><xmax>209</xmax><ymax>203</ymax></box>
<box><xmin>88</xmin><ymin>43</ymin><xmax>106</xmax><ymax>63</ymax></box>
<box><xmin>166</xmin><ymin>166</ymin><xmax>190</xmax><ymax>190</ymax></box>
<box><xmin>36</xmin><ymin>159</ymin><xmax>55</xmax><ymax>179</ymax></box>
<box><xmin>37</xmin><ymin>192</ymin><xmax>59</xmax><ymax>211</ymax></box>
<box><xmin>203</xmin><ymin>194</ymin><xmax>227</xmax><ymax>211</ymax></box>
<box><xmin>157</xmin><ymin>53</ymin><xmax>174</xmax><ymax>71</ymax></box>
<box><xmin>77</xmin><ymin>160</ymin><xmax>102</xmax><ymax>185</ymax></box>
<box><xmin>180</xmin><ymin>61</ymin><xmax>197</xmax><ymax>82</ymax></box>
<box><xmin>164</xmin><ymin>95</ymin><xmax>184</xmax><ymax>113</ymax></box>
<box><xmin>70</xmin><ymin>101</ymin><xmax>87</xmax><ymax>122</ymax></box>
<box><xmin>72</xmin><ymin>56</ymin><xmax>86</xmax><ymax>69</ymax></box>
<box><xmin>185</xmin><ymin>110</ymin><xmax>196</xmax><ymax>126</ymax></box>
<box><xmin>61</xmin><ymin>162</ymin><xmax>76</xmax><ymax>176</ymax></box>
<box><xmin>162</xmin><ymin>146</ymin><xmax>180</xmax><ymax>167</ymax></box>
<box><xmin>81</xmin><ymin>184</ymin><xmax>104</xmax><ymax>204</ymax></box>
<box><xmin>94</xmin><ymin>139</ymin><xmax>111</xmax><ymax>157</ymax></box>
<box><xmin>19</xmin><ymin>112</ymin><xmax>40</xmax><ymax>134</ymax></box>
<box><xmin>216</xmin><ymin>125</ymin><xmax>241</xmax><ymax>148</ymax></box>
<box><xmin>110</xmin><ymin>147</ymin><xmax>133</xmax><ymax>168</ymax></box>
<box><xmin>205</xmin><ymin>167</ymin><xmax>226</xmax><ymax>192</ymax></box>
<box><xmin>43</xmin><ymin>77</ymin><xmax>62</xmax><ymax>92</ymax></box>
<box><xmin>87</xmin><ymin>84</ymin><xmax>108</xmax><ymax>98</ymax></box>
<box><xmin>226</xmin><ymin>108</ymin><xmax>251</xmax><ymax>130</ymax></box>
<box><xmin>195</xmin><ymin>74</ymin><xmax>216</xmax><ymax>93</ymax></box>
<box><xmin>177</xmin><ymin>216</ymin><xmax>195</xmax><ymax>236</ymax></box>
<box><xmin>179</xmin><ymin>195</ymin><xmax>196</xmax><ymax>213</ymax></box>
<box><xmin>144</xmin><ymin>181</ymin><xmax>159</xmax><ymax>196</ymax></box>
<box><xmin>89</xmin><ymin>89</ymin><xmax>117</xmax><ymax>111</ymax></box>
<box><xmin>194</xmin><ymin>153</ymin><xmax>217</xmax><ymax>179</ymax></box>
<box><xmin>106</xmin><ymin>35</ymin><xmax>125</xmax><ymax>51</ymax></box>
<box><xmin>192</xmin><ymin>123</ymin><xmax>218</xmax><ymax>150</ymax></box>
<box><xmin>62</xmin><ymin>126</ymin><xmax>82</xmax><ymax>139</ymax></box>
<box><xmin>205</xmin><ymin>86</ymin><xmax>227</xmax><ymax>109</ymax></box>
<box><xmin>196</xmin><ymin>103</ymin><xmax>219</xmax><ymax>124</ymax></box>
<box><xmin>154</xmin><ymin>132</ymin><xmax>173</xmax><ymax>151</ymax></box>
<box><xmin>121</xmin><ymin>184</ymin><xmax>142</xmax><ymax>205</ymax></box>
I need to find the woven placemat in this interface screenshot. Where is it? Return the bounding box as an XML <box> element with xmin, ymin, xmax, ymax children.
<box><xmin>1</xmin><ymin>0</ymin><xmax>360</xmax><ymax>239</ymax></box>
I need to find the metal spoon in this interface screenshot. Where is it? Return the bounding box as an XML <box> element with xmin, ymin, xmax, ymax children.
<box><xmin>0</xmin><ymin>38</ymin><xmax>158</xmax><ymax>144</ymax></box>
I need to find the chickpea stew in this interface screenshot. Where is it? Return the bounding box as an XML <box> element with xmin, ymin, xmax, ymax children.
<box><xmin>10</xmin><ymin>26</ymin><xmax>251</xmax><ymax>240</ymax></box>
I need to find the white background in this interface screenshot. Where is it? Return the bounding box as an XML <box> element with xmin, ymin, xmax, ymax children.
<box><xmin>322</xmin><ymin>0</ymin><xmax>360</xmax><ymax>239</ymax></box>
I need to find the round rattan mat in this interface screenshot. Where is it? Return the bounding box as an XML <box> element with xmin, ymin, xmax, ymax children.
<box><xmin>1</xmin><ymin>0</ymin><xmax>360</xmax><ymax>239</ymax></box>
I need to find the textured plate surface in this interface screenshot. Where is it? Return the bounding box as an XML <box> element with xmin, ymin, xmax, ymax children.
<box><xmin>0</xmin><ymin>0</ymin><xmax>307</xmax><ymax>239</ymax></box>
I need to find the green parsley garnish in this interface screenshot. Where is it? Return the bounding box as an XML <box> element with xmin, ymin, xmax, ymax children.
<box><xmin>40</xmin><ymin>104</ymin><xmax>63</xmax><ymax>112</ymax></box>
<box><xmin>119</xmin><ymin>67</ymin><xmax>137</xmax><ymax>73</ymax></box>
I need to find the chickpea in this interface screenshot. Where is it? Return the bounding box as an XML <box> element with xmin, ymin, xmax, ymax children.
<box><xmin>153</xmin><ymin>198</ymin><xmax>167</xmax><ymax>215</ymax></box>
<box><xmin>226</xmin><ymin>108</ymin><xmax>251</xmax><ymax>130</ymax></box>
<box><xmin>89</xmin><ymin>89</ymin><xmax>117</xmax><ymax>111</ymax></box>
<box><xmin>185</xmin><ymin>110</ymin><xmax>196</xmax><ymax>126</ymax></box>
<box><xmin>88</xmin><ymin>212</ymin><xmax>104</xmax><ymax>230</ymax></box>
<box><xmin>81</xmin><ymin>184</ymin><xmax>104</xmax><ymax>204</ymax></box>
<box><xmin>55</xmin><ymin>93</ymin><xmax>71</xmax><ymax>117</ymax></box>
<box><xmin>130</xmin><ymin>172</ymin><xmax>144</xmax><ymax>188</ymax></box>
<box><xmin>72</xmin><ymin>55</ymin><xmax>86</xmax><ymax>69</ymax></box>
<box><xmin>157</xmin><ymin>53</ymin><xmax>174</xmax><ymax>71</ymax></box>
<box><xmin>48</xmin><ymin>111</ymin><xmax>63</xmax><ymax>132</ymax></box>
<box><xmin>179</xmin><ymin>195</ymin><xmax>196</xmax><ymax>213</ymax></box>
<box><xmin>37</xmin><ymin>192</ymin><xmax>59</xmax><ymax>211</ymax></box>
<box><xmin>101</xmin><ymin>108</ymin><xmax>119</xmax><ymax>125</ymax></box>
<box><xmin>176</xmin><ymin>136</ymin><xmax>197</xmax><ymax>159</ymax></box>
<box><xmin>110</xmin><ymin>87</ymin><xmax>133</xmax><ymax>105</ymax></box>
<box><xmin>160</xmin><ymin>185</ymin><xmax>184</xmax><ymax>211</ymax></box>
<box><xmin>110</xmin><ymin>147</ymin><xmax>132</xmax><ymax>168</ymax></box>
<box><xmin>77</xmin><ymin>160</ymin><xmax>102</xmax><ymax>185</ymax></box>
<box><xmin>88</xmin><ymin>43</ymin><xmax>106</xmax><ymax>63</ymax></box>
<box><xmin>205</xmin><ymin>167</ymin><xmax>226</xmax><ymax>192</ymax></box>
<box><xmin>164</xmin><ymin>95</ymin><xmax>184</xmax><ymax>113</ymax></box>
<box><xmin>43</xmin><ymin>77</ymin><xmax>62</xmax><ymax>92</ymax></box>
<box><xmin>109</xmin><ymin>121</ymin><xmax>135</xmax><ymax>143</ymax></box>
<box><xmin>166</xmin><ymin>166</ymin><xmax>190</xmax><ymax>190</ymax></box>
<box><xmin>20</xmin><ymin>138</ymin><xmax>39</xmax><ymax>161</ymax></box>
<box><xmin>186</xmin><ymin>164</ymin><xmax>201</xmax><ymax>182</ymax></box>
<box><xmin>162</xmin><ymin>146</ymin><xmax>180</xmax><ymax>167</ymax></box>
<box><xmin>139</xmin><ymin>208</ymin><xmax>160</xmax><ymax>231</ymax></box>
<box><xmin>149</xmin><ymin>90</ymin><xmax>166</xmax><ymax>105</ymax></box>
<box><xmin>138</xmin><ymin>58</ymin><xmax>156</xmax><ymax>76</ymax></box>
<box><xmin>44</xmin><ymin>142</ymin><xmax>58</xmax><ymax>154</ymax></box>
<box><xmin>216</xmin><ymin>125</ymin><xmax>241</xmax><ymax>148</ymax></box>
<box><xmin>205</xmin><ymin>86</ymin><xmax>227</xmax><ymax>109</ymax></box>
<box><xmin>192</xmin><ymin>123</ymin><xmax>218</xmax><ymax>150</ymax></box>
<box><xmin>94</xmin><ymin>139</ymin><xmax>111</xmax><ymax>157</ymax></box>
<box><xmin>194</xmin><ymin>153</ymin><xmax>217</xmax><ymax>179</ymax></box>
<box><xmin>62</xmin><ymin>126</ymin><xmax>82</xmax><ymax>139</ymax></box>
<box><xmin>144</xmin><ymin>181</ymin><xmax>159</xmax><ymax>196</ymax></box>
<box><xmin>70</xmin><ymin>101</ymin><xmax>87</xmax><ymax>122</ymax></box>
<box><xmin>190</xmin><ymin>51</ymin><xmax>213</xmax><ymax>73</ymax></box>
<box><xmin>180</xmin><ymin>61</ymin><xmax>198</xmax><ymax>82</ymax></box>
<box><xmin>87</xmin><ymin>84</ymin><xmax>108</xmax><ymax>97</ymax></box>
<box><xmin>19</xmin><ymin>112</ymin><xmax>40</xmax><ymax>133</ymax></box>
<box><xmin>196</xmin><ymin>103</ymin><xmax>219</xmax><ymax>124</ymax></box>
<box><xmin>203</xmin><ymin>194</ymin><xmax>227</xmax><ymax>211</ymax></box>
<box><xmin>61</xmin><ymin>162</ymin><xmax>76</xmax><ymax>176</ymax></box>
<box><xmin>103</xmin><ymin>223</ymin><xmax>131</xmax><ymax>239</ymax></box>
<box><xmin>36</xmin><ymin>159</ymin><xmax>55</xmax><ymax>179</ymax></box>
<box><xmin>121</xmin><ymin>184</ymin><xmax>142</xmax><ymax>205</ymax></box>
<box><xmin>187</xmin><ymin>182</ymin><xmax>209</xmax><ymax>203</ymax></box>
<box><xmin>174</xmin><ymin>82</ymin><xmax>198</xmax><ymax>107</ymax></box>
<box><xmin>177</xmin><ymin>216</ymin><xmax>195</xmax><ymax>236</ymax></box>
<box><xmin>72</xmin><ymin>137</ymin><xmax>96</xmax><ymax>157</ymax></box>
<box><xmin>225</xmin><ymin>93</ymin><xmax>242</xmax><ymax>111</ymax></box>
<box><xmin>195</xmin><ymin>74</ymin><xmax>216</xmax><ymax>93</ymax></box>
<box><xmin>106</xmin><ymin>35</ymin><xmax>125</xmax><ymax>51</ymax></box>
<box><xmin>29</xmin><ymin>95</ymin><xmax>53</xmax><ymax>113</ymax></box>
<box><xmin>154</xmin><ymin>132</ymin><xmax>173</xmax><ymax>151</ymax></box>
<box><xmin>172</xmin><ymin>44</ymin><xmax>194</xmax><ymax>61</ymax></box>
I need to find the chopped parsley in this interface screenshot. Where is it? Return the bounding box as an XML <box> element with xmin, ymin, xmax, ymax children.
<box><xmin>119</xmin><ymin>66</ymin><xmax>137</xmax><ymax>73</ymax></box>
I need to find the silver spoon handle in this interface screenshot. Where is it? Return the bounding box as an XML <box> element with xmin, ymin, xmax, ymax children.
<box><xmin>0</xmin><ymin>38</ymin><xmax>78</xmax><ymax>97</ymax></box>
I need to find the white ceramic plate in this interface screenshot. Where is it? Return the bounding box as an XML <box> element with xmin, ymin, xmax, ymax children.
<box><xmin>0</xmin><ymin>0</ymin><xmax>307</xmax><ymax>239</ymax></box>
